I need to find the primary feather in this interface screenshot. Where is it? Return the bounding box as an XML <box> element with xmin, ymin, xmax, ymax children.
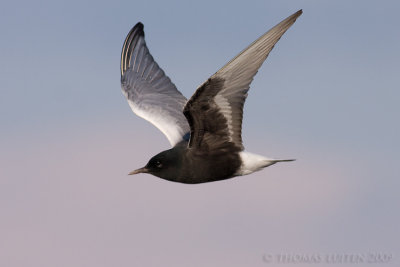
<box><xmin>184</xmin><ymin>10</ymin><xmax>302</xmax><ymax>150</ymax></box>
<box><xmin>121</xmin><ymin>23</ymin><xmax>190</xmax><ymax>146</ymax></box>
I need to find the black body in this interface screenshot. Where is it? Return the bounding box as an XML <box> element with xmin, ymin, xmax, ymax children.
<box><xmin>145</xmin><ymin>141</ymin><xmax>242</xmax><ymax>184</ymax></box>
<box><xmin>121</xmin><ymin>11</ymin><xmax>302</xmax><ymax>183</ymax></box>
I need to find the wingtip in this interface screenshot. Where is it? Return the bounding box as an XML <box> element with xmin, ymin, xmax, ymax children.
<box><xmin>121</xmin><ymin>21</ymin><xmax>145</xmax><ymax>76</ymax></box>
<box><xmin>292</xmin><ymin>9</ymin><xmax>303</xmax><ymax>19</ymax></box>
<box><xmin>129</xmin><ymin>22</ymin><xmax>144</xmax><ymax>37</ymax></box>
<box><xmin>135</xmin><ymin>22</ymin><xmax>144</xmax><ymax>31</ymax></box>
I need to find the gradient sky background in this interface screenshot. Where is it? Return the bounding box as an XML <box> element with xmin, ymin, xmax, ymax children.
<box><xmin>1</xmin><ymin>0</ymin><xmax>399</xmax><ymax>266</ymax></box>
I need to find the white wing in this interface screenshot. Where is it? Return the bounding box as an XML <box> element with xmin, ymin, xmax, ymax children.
<box><xmin>121</xmin><ymin>23</ymin><xmax>190</xmax><ymax>147</ymax></box>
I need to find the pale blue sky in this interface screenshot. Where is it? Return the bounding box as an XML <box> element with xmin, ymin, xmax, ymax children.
<box><xmin>1</xmin><ymin>0</ymin><xmax>399</xmax><ymax>266</ymax></box>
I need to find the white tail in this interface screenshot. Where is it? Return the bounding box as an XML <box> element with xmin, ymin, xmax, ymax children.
<box><xmin>235</xmin><ymin>151</ymin><xmax>295</xmax><ymax>176</ymax></box>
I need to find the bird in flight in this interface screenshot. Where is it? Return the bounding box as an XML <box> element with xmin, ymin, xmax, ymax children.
<box><xmin>120</xmin><ymin>10</ymin><xmax>302</xmax><ymax>184</ymax></box>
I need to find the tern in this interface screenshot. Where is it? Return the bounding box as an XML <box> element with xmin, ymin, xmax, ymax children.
<box><xmin>120</xmin><ymin>10</ymin><xmax>302</xmax><ymax>183</ymax></box>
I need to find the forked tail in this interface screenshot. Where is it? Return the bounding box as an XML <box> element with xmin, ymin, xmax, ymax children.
<box><xmin>236</xmin><ymin>151</ymin><xmax>295</xmax><ymax>176</ymax></box>
<box><xmin>269</xmin><ymin>159</ymin><xmax>296</xmax><ymax>163</ymax></box>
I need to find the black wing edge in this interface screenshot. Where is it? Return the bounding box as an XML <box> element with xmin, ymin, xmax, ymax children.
<box><xmin>121</xmin><ymin>22</ymin><xmax>144</xmax><ymax>77</ymax></box>
<box><xmin>183</xmin><ymin>77</ymin><xmax>228</xmax><ymax>148</ymax></box>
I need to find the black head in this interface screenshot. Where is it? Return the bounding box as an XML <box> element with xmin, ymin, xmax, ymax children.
<box><xmin>128</xmin><ymin>148</ymin><xmax>182</xmax><ymax>180</ymax></box>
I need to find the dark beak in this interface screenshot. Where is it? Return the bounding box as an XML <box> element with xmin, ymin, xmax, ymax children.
<box><xmin>128</xmin><ymin>167</ymin><xmax>149</xmax><ymax>175</ymax></box>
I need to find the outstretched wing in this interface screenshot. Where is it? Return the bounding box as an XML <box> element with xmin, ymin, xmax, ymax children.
<box><xmin>121</xmin><ymin>23</ymin><xmax>190</xmax><ymax>147</ymax></box>
<box><xmin>184</xmin><ymin>10</ymin><xmax>302</xmax><ymax>150</ymax></box>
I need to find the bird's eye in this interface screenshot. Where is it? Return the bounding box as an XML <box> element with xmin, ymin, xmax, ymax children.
<box><xmin>155</xmin><ymin>160</ymin><xmax>162</xmax><ymax>168</ymax></box>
